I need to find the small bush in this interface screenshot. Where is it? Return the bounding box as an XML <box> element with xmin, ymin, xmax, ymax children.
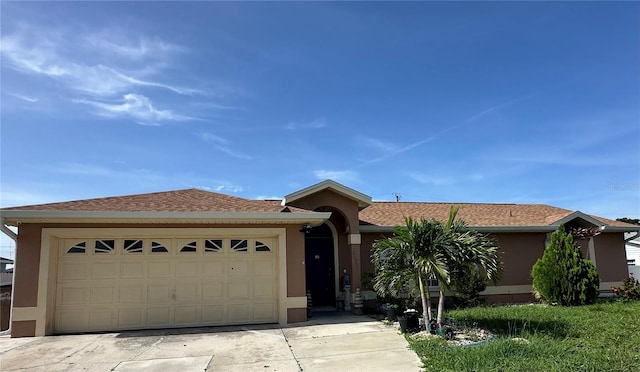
<box><xmin>611</xmin><ymin>276</ymin><xmax>640</xmax><ymax>300</ymax></box>
<box><xmin>531</xmin><ymin>224</ymin><xmax>600</xmax><ymax>306</ymax></box>
<box><xmin>451</xmin><ymin>264</ymin><xmax>487</xmax><ymax>308</ymax></box>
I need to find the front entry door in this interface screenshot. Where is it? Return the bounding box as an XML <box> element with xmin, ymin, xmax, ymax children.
<box><xmin>305</xmin><ymin>224</ymin><xmax>335</xmax><ymax>307</ymax></box>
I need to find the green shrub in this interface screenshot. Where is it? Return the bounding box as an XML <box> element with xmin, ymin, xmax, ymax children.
<box><xmin>611</xmin><ymin>276</ymin><xmax>640</xmax><ymax>300</ymax></box>
<box><xmin>450</xmin><ymin>264</ymin><xmax>487</xmax><ymax>308</ymax></box>
<box><xmin>531</xmin><ymin>224</ymin><xmax>600</xmax><ymax>306</ymax></box>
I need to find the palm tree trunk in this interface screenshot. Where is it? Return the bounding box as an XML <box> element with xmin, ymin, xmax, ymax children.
<box><xmin>418</xmin><ymin>273</ymin><xmax>431</xmax><ymax>324</ymax></box>
<box><xmin>436</xmin><ymin>287</ymin><xmax>445</xmax><ymax>326</ymax></box>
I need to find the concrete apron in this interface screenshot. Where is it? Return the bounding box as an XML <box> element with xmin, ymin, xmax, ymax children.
<box><xmin>0</xmin><ymin>315</ymin><xmax>421</xmax><ymax>372</ymax></box>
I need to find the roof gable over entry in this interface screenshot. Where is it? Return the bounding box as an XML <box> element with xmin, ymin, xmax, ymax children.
<box><xmin>283</xmin><ymin>180</ymin><xmax>372</xmax><ymax>209</ymax></box>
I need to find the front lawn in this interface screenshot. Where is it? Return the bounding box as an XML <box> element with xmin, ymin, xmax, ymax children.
<box><xmin>407</xmin><ymin>301</ymin><xmax>640</xmax><ymax>372</ymax></box>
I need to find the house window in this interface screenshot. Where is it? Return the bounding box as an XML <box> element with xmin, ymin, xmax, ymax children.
<box><xmin>256</xmin><ymin>241</ymin><xmax>271</xmax><ymax>252</ymax></box>
<box><xmin>427</xmin><ymin>279</ymin><xmax>439</xmax><ymax>287</ymax></box>
<box><xmin>151</xmin><ymin>241</ymin><xmax>168</xmax><ymax>253</ymax></box>
<box><xmin>231</xmin><ymin>239</ymin><xmax>248</xmax><ymax>252</ymax></box>
<box><xmin>124</xmin><ymin>240</ymin><xmax>143</xmax><ymax>253</ymax></box>
<box><xmin>180</xmin><ymin>241</ymin><xmax>197</xmax><ymax>253</ymax></box>
<box><xmin>205</xmin><ymin>239</ymin><xmax>222</xmax><ymax>253</ymax></box>
<box><xmin>94</xmin><ymin>240</ymin><xmax>115</xmax><ymax>254</ymax></box>
<box><xmin>67</xmin><ymin>241</ymin><xmax>86</xmax><ymax>254</ymax></box>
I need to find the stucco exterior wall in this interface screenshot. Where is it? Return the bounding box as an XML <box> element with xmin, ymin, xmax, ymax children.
<box><xmin>360</xmin><ymin>232</ymin><xmax>390</xmax><ymax>276</ymax></box>
<box><xmin>286</xmin><ymin>190</ymin><xmax>360</xmax><ymax>234</ymax></box>
<box><xmin>490</xmin><ymin>232</ymin><xmax>547</xmax><ymax>286</ymax></box>
<box><xmin>285</xmin><ymin>226</ymin><xmax>306</xmax><ymax>298</ymax></box>
<box><xmin>593</xmin><ymin>233</ymin><xmax>627</xmax><ymax>283</ymax></box>
<box><xmin>13</xmin><ymin>224</ymin><xmax>42</xmax><ymax>308</ymax></box>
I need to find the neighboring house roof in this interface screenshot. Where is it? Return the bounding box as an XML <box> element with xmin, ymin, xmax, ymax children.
<box><xmin>358</xmin><ymin>201</ymin><xmax>639</xmax><ymax>231</ymax></box>
<box><xmin>0</xmin><ymin>257</ymin><xmax>14</xmax><ymax>264</ymax></box>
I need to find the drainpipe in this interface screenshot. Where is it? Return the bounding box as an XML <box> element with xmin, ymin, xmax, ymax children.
<box><xmin>1</xmin><ymin>223</ymin><xmax>17</xmax><ymax>335</ymax></box>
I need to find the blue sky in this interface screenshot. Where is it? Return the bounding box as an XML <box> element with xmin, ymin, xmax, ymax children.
<box><xmin>1</xmin><ymin>2</ymin><xmax>639</xmax><ymax>257</ymax></box>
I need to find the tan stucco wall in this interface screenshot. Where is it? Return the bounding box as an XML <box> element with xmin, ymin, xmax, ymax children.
<box><xmin>593</xmin><ymin>233</ymin><xmax>627</xmax><ymax>282</ymax></box>
<box><xmin>360</xmin><ymin>232</ymin><xmax>390</xmax><ymax>276</ymax></box>
<box><xmin>287</xmin><ymin>308</ymin><xmax>306</xmax><ymax>323</ymax></box>
<box><xmin>11</xmin><ymin>320</ymin><xmax>36</xmax><ymax>338</ymax></box>
<box><xmin>14</xmin><ymin>224</ymin><xmax>42</xmax><ymax>308</ymax></box>
<box><xmin>485</xmin><ymin>293</ymin><xmax>536</xmax><ymax>304</ymax></box>
<box><xmin>286</xmin><ymin>189</ymin><xmax>360</xmax><ymax>234</ymax></box>
<box><xmin>286</xmin><ymin>226</ymin><xmax>306</xmax><ymax>298</ymax></box>
<box><xmin>492</xmin><ymin>232</ymin><xmax>547</xmax><ymax>286</ymax></box>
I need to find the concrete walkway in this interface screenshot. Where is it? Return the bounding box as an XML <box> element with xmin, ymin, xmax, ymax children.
<box><xmin>0</xmin><ymin>315</ymin><xmax>421</xmax><ymax>371</ymax></box>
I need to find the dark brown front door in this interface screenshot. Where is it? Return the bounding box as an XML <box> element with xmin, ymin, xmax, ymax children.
<box><xmin>305</xmin><ymin>224</ymin><xmax>335</xmax><ymax>307</ymax></box>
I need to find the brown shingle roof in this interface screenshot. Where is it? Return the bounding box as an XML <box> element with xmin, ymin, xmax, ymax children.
<box><xmin>359</xmin><ymin>202</ymin><xmax>634</xmax><ymax>228</ymax></box>
<box><xmin>2</xmin><ymin>188</ymin><xmax>633</xmax><ymax>229</ymax></box>
<box><xmin>1</xmin><ymin>189</ymin><xmax>294</xmax><ymax>213</ymax></box>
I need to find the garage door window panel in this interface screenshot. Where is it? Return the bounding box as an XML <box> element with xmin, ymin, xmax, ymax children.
<box><xmin>124</xmin><ymin>240</ymin><xmax>144</xmax><ymax>254</ymax></box>
<box><xmin>94</xmin><ymin>240</ymin><xmax>115</xmax><ymax>254</ymax></box>
<box><xmin>179</xmin><ymin>241</ymin><xmax>198</xmax><ymax>253</ymax></box>
<box><xmin>205</xmin><ymin>239</ymin><xmax>223</xmax><ymax>253</ymax></box>
<box><xmin>231</xmin><ymin>239</ymin><xmax>248</xmax><ymax>252</ymax></box>
<box><xmin>67</xmin><ymin>241</ymin><xmax>87</xmax><ymax>254</ymax></box>
<box><xmin>151</xmin><ymin>241</ymin><xmax>169</xmax><ymax>253</ymax></box>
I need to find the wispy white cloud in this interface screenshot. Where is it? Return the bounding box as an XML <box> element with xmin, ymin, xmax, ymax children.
<box><xmin>74</xmin><ymin>94</ymin><xmax>195</xmax><ymax>125</ymax></box>
<box><xmin>8</xmin><ymin>92</ymin><xmax>38</xmax><ymax>102</ymax></box>
<box><xmin>198</xmin><ymin>132</ymin><xmax>228</xmax><ymax>144</ymax></box>
<box><xmin>255</xmin><ymin>195</ymin><xmax>282</xmax><ymax>200</ymax></box>
<box><xmin>356</xmin><ymin>93</ymin><xmax>535</xmax><ymax>168</ymax></box>
<box><xmin>462</xmin><ymin>93</ymin><xmax>536</xmax><ymax>125</ymax></box>
<box><xmin>198</xmin><ymin>132</ymin><xmax>252</xmax><ymax>160</ymax></box>
<box><xmin>408</xmin><ymin>172</ymin><xmax>455</xmax><ymax>186</ymax></box>
<box><xmin>1</xmin><ymin>32</ymin><xmax>197</xmax><ymax>97</ymax></box>
<box><xmin>0</xmin><ymin>189</ymin><xmax>59</xmax><ymax>208</ymax></box>
<box><xmin>356</xmin><ymin>137</ymin><xmax>436</xmax><ymax>168</ymax></box>
<box><xmin>47</xmin><ymin>162</ymin><xmax>244</xmax><ymax>196</ymax></box>
<box><xmin>83</xmin><ymin>34</ymin><xmax>184</xmax><ymax>60</ymax></box>
<box><xmin>0</xmin><ymin>23</ymin><xmax>205</xmax><ymax>124</ymax></box>
<box><xmin>55</xmin><ymin>162</ymin><xmax>123</xmax><ymax>177</ymax></box>
<box><xmin>314</xmin><ymin>169</ymin><xmax>359</xmax><ymax>182</ymax></box>
<box><xmin>214</xmin><ymin>184</ymin><xmax>244</xmax><ymax>193</ymax></box>
<box><xmin>359</xmin><ymin>136</ymin><xmax>398</xmax><ymax>153</ymax></box>
<box><xmin>285</xmin><ymin>118</ymin><xmax>327</xmax><ymax>130</ymax></box>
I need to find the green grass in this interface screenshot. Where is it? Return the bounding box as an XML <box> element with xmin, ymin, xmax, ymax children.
<box><xmin>407</xmin><ymin>301</ymin><xmax>640</xmax><ymax>372</ymax></box>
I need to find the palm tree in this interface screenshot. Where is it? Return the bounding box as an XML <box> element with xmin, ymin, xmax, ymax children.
<box><xmin>372</xmin><ymin>216</ymin><xmax>450</xmax><ymax>327</ymax></box>
<box><xmin>434</xmin><ymin>207</ymin><xmax>502</xmax><ymax>325</ymax></box>
<box><xmin>372</xmin><ymin>206</ymin><xmax>503</xmax><ymax>329</ymax></box>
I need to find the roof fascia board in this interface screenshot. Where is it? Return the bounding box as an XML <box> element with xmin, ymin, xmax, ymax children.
<box><xmin>360</xmin><ymin>225</ymin><xmax>559</xmax><ymax>233</ymax></box>
<box><xmin>1</xmin><ymin>210</ymin><xmax>331</xmax><ymax>226</ymax></box>
<box><xmin>283</xmin><ymin>180</ymin><xmax>372</xmax><ymax>208</ymax></box>
<box><xmin>359</xmin><ymin>224</ymin><xmax>640</xmax><ymax>233</ymax></box>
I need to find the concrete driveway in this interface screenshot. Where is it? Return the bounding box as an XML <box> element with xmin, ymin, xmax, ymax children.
<box><xmin>0</xmin><ymin>315</ymin><xmax>421</xmax><ymax>371</ymax></box>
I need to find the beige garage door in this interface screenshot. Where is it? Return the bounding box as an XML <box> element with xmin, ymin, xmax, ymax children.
<box><xmin>55</xmin><ymin>236</ymin><xmax>278</xmax><ymax>333</ymax></box>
